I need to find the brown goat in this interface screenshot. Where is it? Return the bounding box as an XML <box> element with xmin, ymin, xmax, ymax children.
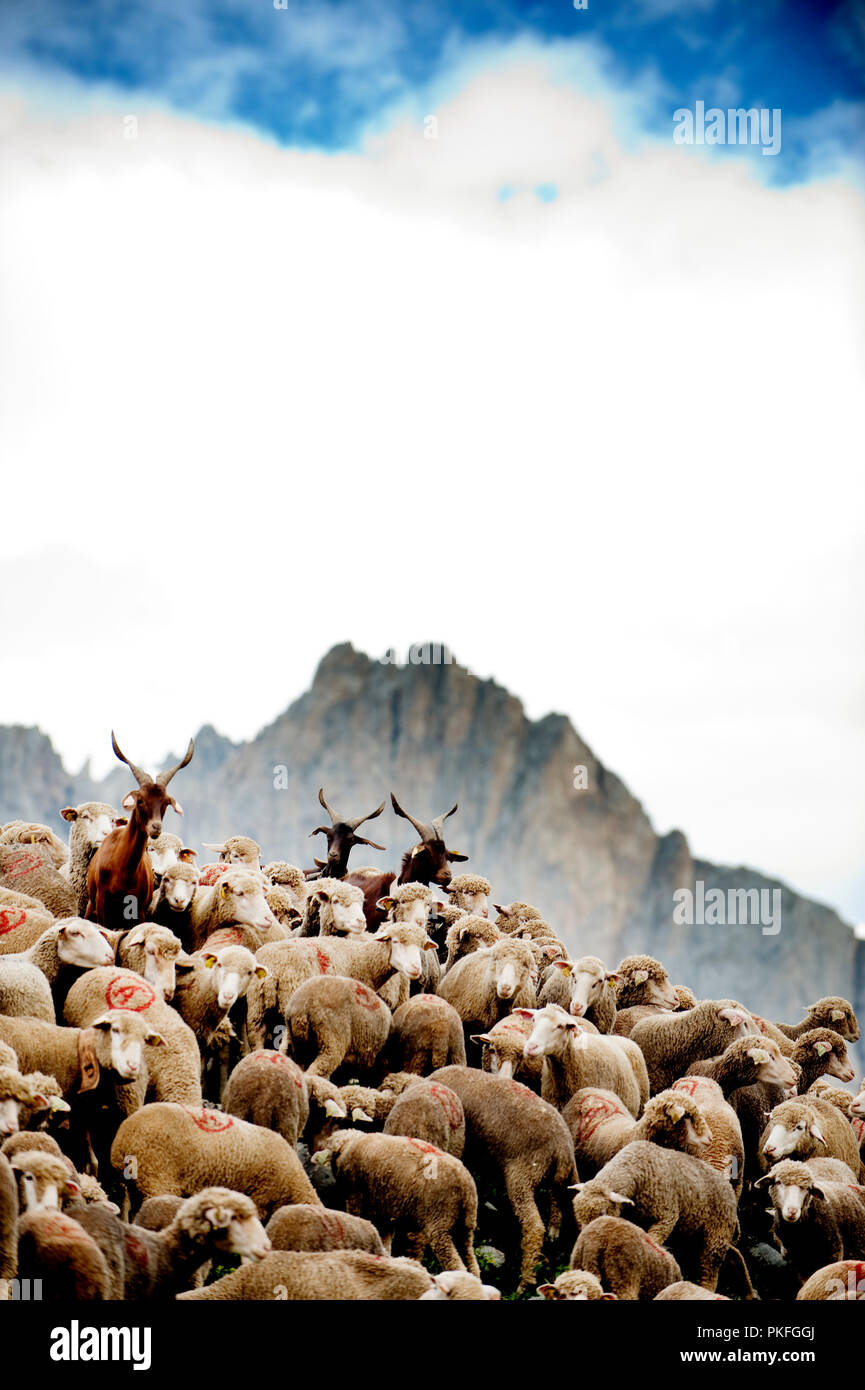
<box><xmin>85</xmin><ymin>733</ymin><xmax>194</xmax><ymax>932</ymax></box>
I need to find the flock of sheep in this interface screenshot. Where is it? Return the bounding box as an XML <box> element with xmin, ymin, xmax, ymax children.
<box><xmin>0</xmin><ymin>781</ymin><xmax>864</xmax><ymax>1303</ymax></box>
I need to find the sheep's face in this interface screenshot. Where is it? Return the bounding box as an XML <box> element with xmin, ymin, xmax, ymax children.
<box><xmin>374</xmin><ymin>926</ymin><xmax>436</xmax><ymax>981</ymax></box>
<box><xmin>93</xmin><ymin>1013</ymin><xmax>165</xmax><ymax>1082</ymax></box>
<box><xmin>763</xmin><ymin>1113</ymin><xmax>826</xmax><ymax>1162</ymax></box>
<box><xmin>746</xmin><ymin>1045</ymin><xmax>798</xmax><ymax>1089</ymax></box>
<box><xmin>395</xmin><ymin>898</ymin><xmax>431</xmax><ymax>931</ymax></box>
<box><xmin>769</xmin><ymin>1180</ymin><xmax>817</xmax><ymax>1224</ymax></box>
<box><xmin>521</xmin><ymin>1004</ymin><xmax>578</xmax><ymax>1057</ymax></box>
<box><xmin>810</xmin><ymin>1002</ymin><xmax>859</xmax><ymax>1043</ymax></box>
<box><xmin>218</xmin><ymin>875</ymin><xmax>278</xmax><ymax>932</ymax></box>
<box><xmin>61</xmin><ymin>804</ymin><xmax>115</xmax><ymax>852</ymax></box>
<box><xmin>160</xmin><ymin>867</ymin><xmax>198</xmax><ymax>913</ymax></box>
<box><xmin>814</xmin><ymin>1040</ymin><xmax>855</xmax><ymax>1083</ymax></box>
<box><xmin>491</xmin><ymin>944</ymin><xmax>535</xmax><ymax>1002</ymax></box>
<box><xmin>715</xmin><ymin>1005</ymin><xmax>759</xmax><ymax>1040</ymax></box>
<box><xmin>150</xmin><ymin>845</ymin><xmax>179</xmax><ymax>877</ymax></box>
<box><xmin>643</xmin><ymin>974</ymin><xmax>680</xmax><ymax>1009</ymax></box>
<box><xmin>326</xmin><ymin>893</ymin><xmax>367</xmax><ymax>935</ymax></box>
<box><xmin>0</xmin><ymin>1095</ymin><xmax>21</xmax><ymax>1138</ymax></box>
<box><xmin>56</xmin><ymin>919</ymin><xmax>114</xmax><ymax>969</ymax></box>
<box><xmin>12</xmin><ymin>1158</ymin><xmax>78</xmax><ymax>1213</ymax></box>
<box><xmin>204</xmin><ymin>948</ymin><xmax>267</xmax><ymax>1011</ymax></box>
<box><xmin>126</xmin><ymin>929</ymin><xmax>184</xmax><ymax>1002</ymax></box>
<box><xmin>456</xmin><ymin>890</ymin><xmax>489</xmax><ymax>919</ymax></box>
<box><xmin>206</xmin><ymin>1207</ymin><xmax>272</xmax><ymax>1262</ymax></box>
<box><xmin>419</xmin><ymin>1272</ymin><xmax>501</xmax><ymax>1300</ymax></box>
<box><xmin>551</xmin><ymin>958</ymin><xmax>616</xmax><ymax>1018</ymax></box>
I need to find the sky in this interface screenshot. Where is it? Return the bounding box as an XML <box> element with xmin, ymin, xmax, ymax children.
<box><xmin>0</xmin><ymin>0</ymin><xmax>863</xmax><ymax>924</ymax></box>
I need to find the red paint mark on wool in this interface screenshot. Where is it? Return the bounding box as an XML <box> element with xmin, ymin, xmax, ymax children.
<box><xmin>37</xmin><ymin>1213</ymin><xmax>90</xmax><ymax>1241</ymax></box>
<box><xmin>429</xmin><ymin>1084</ymin><xmax>462</xmax><ymax>1130</ymax></box>
<box><xmin>575</xmin><ymin>1096</ymin><xmax>620</xmax><ymax>1143</ymax></box>
<box><xmin>851</xmin><ymin>1119</ymin><xmax>865</xmax><ymax>1142</ymax></box>
<box><xmin>672</xmin><ymin>1078</ymin><xmax>700</xmax><ymax>1097</ymax></box>
<box><xmin>258</xmin><ymin>1052</ymin><xmax>304</xmax><ymax>1088</ymax></box>
<box><xmin>124</xmin><ymin>1228</ymin><xmax>151</xmax><ymax>1270</ymax></box>
<box><xmin>316</xmin><ymin>947</ymin><xmax>329</xmax><ymax>975</ymax></box>
<box><xmin>0</xmin><ymin>908</ymin><xmax>26</xmax><ymax>935</ymax></box>
<box><xmin>318</xmin><ymin>1211</ymin><xmax>346</xmax><ymax>1244</ymax></box>
<box><xmin>5</xmin><ymin>851</ymin><xmax>41</xmax><ymax>878</ymax></box>
<box><xmin>183</xmin><ymin>1106</ymin><xmax>234</xmax><ymax>1133</ymax></box>
<box><xmin>407</xmin><ymin>1138</ymin><xmax>439</xmax><ymax>1156</ymax></box>
<box><xmin>105</xmin><ymin>975</ymin><xmax>156</xmax><ymax>1012</ymax></box>
<box><xmin>199</xmin><ymin>864</ymin><xmax>230</xmax><ymax>886</ymax></box>
<box><xmin>354</xmin><ymin>982</ymin><xmax>380</xmax><ymax>1011</ymax></box>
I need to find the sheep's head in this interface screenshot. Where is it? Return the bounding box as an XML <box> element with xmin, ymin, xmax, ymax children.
<box><xmin>199</xmin><ymin>946</ymin><xmax>268</xmax><ymax>1012</ymax></box>
<box><xmin>762</xmin><ymin>1101</ymin><xmax>830</xmax><ymax>1163</ymax></box>
<box><xmin>519</xmin><ymin>1003</ymin><xmax>580</xmax><ymax>1058</ymax></box>
<box><xmin>54</xmin><ymin>918</ymin><xmax>114</xmax><ymax>970</ymax></box>
<box><xmin>794</xmin><ymin>1028</ymin><xmax>855</xmax><ymax>1083</ymax></box>
<box><xmin>735</xmin><ymin>1039</ymin><xmax>799</xmax><ymax>1090</ymax></box>
<box><xmin>215</xmin><ymin>870</ymin><xmax>279</xmax><ymax>933</ymax></box>
<box><xmin>10</xmin><ymin>1150</ymin><xmax>79</xmax><ymax>1212</ymax></box>
<box><xmin>123</xmin><ymin>925</ymin><xmax>185</xmax><ymax>1002</ymax></box>
<box><xmin>202</xmin><ymin>835</ymin><xmax>261</xmax><ymax>867</ymax></box>
<box><xmin>311</xmin><ymin>1127</ymin><xmax>366</xmax><ymax>1170</ymax></box>
<box><xmin>538</xmin><ymin>1271</ymin><xmax>615</xmax><ymax>1301</ymax></box>
<box><xmin>446</xmin><ymin>874</ymin><xmax>492</xmax><ymax>920</ymax></box>
<box><xmin>851</xmin><ymin>1082</ymin><xmax>865</xmax><ymax>1120</ymax></box>
<box><xmin>755</xmin><ymin>1161</ymin><xmax>824</xmax><ymax>1223</ymax></box>
<box><xmin>373</xmin><ymin>922</ymin><xmax>438</xmax><ymax>981</ymax></box>
<box><xmin>377</xmin><ymin>881</ymin><xmax>435</xmax><ymax>932</ymax></box>
<box><xmin>488</xmin><ymin>939</ymin><xmax>536</xmax><ymax>1002</ymax></box>
<box><xmin>60</xmin><ymin>802</ymin><xmax>116</xmax><ymax>853</ymax></box>
<box><xmin>804</xmin><ymin>998</ymin><xmax>859</xmax><ymax>1043</ymax></box>
<box><xmin>571</xmin><ymin>1180</ymin><xmax>634</xmax><ymax>1226</ymax></box>
<box><xmin>0</xmin><ymin>1068</ymin><xmax>52</xmax><ymax>1139</ymax></box>
<box><xmin>549</xmin><ymin>955</ymin><xmax>621</xmax><ymax>1018</ymax></box>
<box><xmin>615</xmin><ymin>955</ymin><xmax>679</xmax><ymax>1010</ymax></box>
<box><xmin>309</xmin><ymin>879</ymin><xmax>367</xmax><ymax>935</ymax></box>
<box><xmin>157</xmin><ymin>861</ymin><xmax>199</xmax><ymax>914</ymax></box>
<box><xmin>643</xmin><ymin>1091</ymin><xmax>712</xmax><ymax>1152</ymax></box>
<box><xmin>419</xmin><ymin>1272</ymin><xmax>501</xmax><ymax>1301</ymax></box>
<box><xmin>90</xmin><ymin>1011</ymin><xmax>166</xmax><ymax>1082</ymax></box>
<box><xmin>145</xmin><ymin>831</ymin><xmax>183</xmax><ymax>877</ymax></box>
<box><xmin>0</xmin><ymin>822</ymin><xmax>68</xmax><ymax>869</ymax></box>
<box><xmin>177</xmin><ymin>1188</ymin><xmax>271</xmax><ymax>1261</ymax></box>
<box><xmin>493</xmin><ymin>902</ymin><xmax>543</xmax><ymax>933</ymax></box>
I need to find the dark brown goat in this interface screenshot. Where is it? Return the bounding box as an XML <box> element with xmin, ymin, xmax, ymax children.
<box><xmin>84</xmin><ymin>732</ymin><xmax>194</xmax><ymax>932</ymax></box>
<box><xmin>346</xmin><ymin>793</ymin><xmax>467</xmax><ymax>928</ymax></box>
<box><xmin>305</xmin><ymin>789</ymin><xmax>386</xmax><ymax>880</ymax></box>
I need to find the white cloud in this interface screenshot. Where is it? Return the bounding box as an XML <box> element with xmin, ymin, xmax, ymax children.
<box><xmin>0</xmin><ymin>49</ymin><xmax>863</xmax><ymax>921</ymax></box>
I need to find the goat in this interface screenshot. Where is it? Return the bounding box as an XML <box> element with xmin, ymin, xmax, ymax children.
<box><xmin>85</xmin><ymin>732</ymin><xmax>194</xmax><ymax>933</ymax></box>
<box><xmin>305</xmin><ymin>789</ymin><xmax>386</xmax><ymax>881</ymax></box>
<box><xmin>346</xmin><ymin>793</ymin><xmax>468</xmax><ymax>929</ymax></box>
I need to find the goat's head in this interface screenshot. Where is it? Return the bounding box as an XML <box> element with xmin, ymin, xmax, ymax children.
<box><xmin>309</xmin><ymin>789</ymin><xmax>386</xmax><ymax>878</ymax></box>
<box><xmin>112</xmin><ymin>731</ymin><xmax>194</xmax><ymax>841</ymax></box>
<box><xmin>391</xmin><ymin>793</ymin><xmax>467</xmax><ymax>889</ymax></box>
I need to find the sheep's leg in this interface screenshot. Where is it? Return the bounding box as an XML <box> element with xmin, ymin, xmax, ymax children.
<box><xmin>504</xmin><ymin>1170</ymin><xmax>545</xmax><ymax>1291</ymax></box>
<box><xmin>645</xmin><ymin>1217</ymin><xmax>675</xmax><ymax>1246</ymax></box>
<box><xmin>458</xmin><ymin>1220</ymin><xmax>481</xmax><ymax>1278</ymax></box>
<box><xmin>429</xmin><ymin>1230</ymin><xmax>466</xmax><ymax>1273</ymax></box>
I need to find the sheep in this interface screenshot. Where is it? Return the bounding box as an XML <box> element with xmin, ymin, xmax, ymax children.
<box><xmin>202</xmin><ymin>835</ymin><xmax>261</xmax><ymax>867</ymax></box>
<box><xmin>247</xmin><ymin>922</ymin><xmax>438</xmax><ymax>1049</ymax></box>
<box><xmin>759</xmin><ymin>1097</ymin><xmax>861</xmax><ymax>1179</ymax></box>
<box><xmin>76</xmin><ymin>1186</ymin><xmax>272</xmax><ymax>1299</ymax></box>
<box><xmin>148</xmin><ymin>861</ymin><xmax>200</xmax><ymax>941</ymax></box>
<box><xmin>538</xmin><ymin>1270</ymin><xmax>612</xmax><ymax>1300</ymax></box>
<box><xmin>418</xmin><ymin>1270</ymin><xmax>501</xmax><ymax>1300</ymax></box>
<box><xmin>376</xmin><ymin>881</ymin><xmax>436</xmax><ymax>931</ymax></box>
<box><xmin>188</xmin><ymin>868</ymin><xmax>278</xmax><ymax>952</ymax></box>
<box><xmin>389</xmin><ymin>993</ymin><xmax>466</xmax><ymax>1075</ymax></box>
<box><xmin>0</xmin><ymin>917</ymin><xmax>116</xmax><ymax>1024</ymax></box>
<box><xmin>173</xmin><ymin>944</ymin><xmax>267</xmax><ymax>1049</ymax></box>
<box><xmin>313</xmin><ymin>1129</ymin><xmax>480</xmax><ymax>1274</ymax></box>
<box><xmin>443</xmin><ymin>913</ymin><xmax>501</xmax><ymax>971</ymax></box>
<box><xmin>0</xmin><ymin>903</ymin><xmax>58</xmax><ymax>956</ymax></box>
<box><xmin>8</xmin><ymin>1149</ymin><xmax>81</xmax><ymax>1211</ymax></box>
<box><xmin>446</xmin><ymin>873</ymin><xmax>491</xmax><ymax>918</ymax></box>
<box><xmin>383</xmin><ymin>1080</ymin><xmax>466</xmax><ymax>1157</ymax></box>
<box><xmin>777</xmin><ymin>997</ymin><xmax>860</xmax><ymax>1045</ymax></box>
<box><xmin>222</xmin><ymin>1049</ymin><xmax>309</xmax><ymax>1147</ymax></box>
<box><xmin>16</xmin><ymin>1207</ymin><xmax>110</xmax><ymax>1299</ymax></box>
<box><xmin>669</xmin><ymin>1076</ymin><xmax>746</xmax><ymax>1198</ymax></box>
<box><xmin>266</xmin><ymin>1203</ymin><xmax>385</xmax><ymax>1255</ymax></box>
<box><xmin>145</xmin><ymin>830</ymin><xmax>184</xmax><ymax>880</ymax></box>
<box><xmin>655</xmin><ymin>1282</ymin><xmax>729</xmax><ymax>1301</ymax></box>
<box><xmin>0</xmin><ymin>1012</ymin><xmax>164</xmax><ymax>1120</ymax></box>
<box><xmin>571</xmin><ymin>1140</ymin><xmax>738</xmax><ymax>1291</ymax></box>
<box><xmin>134</xmin><ymin>1195</ymin><xmax>185</xmax><ymax>1229</ymax></box>
<box><xmin>8</xmin><ymin>1068</ymin><xmax>71</xmax><ymax>1136</ymax></box>
<box><xmin>807</xmin><ymin>1077</ymin><xmax>856</xmax><ymax>1114</ymax></box>
<box><xmin>177</xmin><ymin>1249</ymin><xmax>446</xmax><ymax>1301</ymax></box>
<box><xmin>538</xmin><ymin>955</ymin><xmax>620</xmax><ymax>1034</ymax></box>
<box><xmin>629</xmin><ymin>999</ymin><xmax>759</xmax><ymax>1093</ymax></box>
<box><xmin>338</xmin><ymin>1083</ymin><xmax>398</xmax><ymax>1127</ymax></box>
<box><xmin>283</xmin><ymin>974</ymin><xmax>393</xmax><ymax>1080</ymax></box>
<box><xmin>755</xmin><ymin>1159</ymin><xmax>865</xmax><ymax>1281</ymax></box>
<box><xmin>297</xmin><ymin>877</ymin><xmax>367</xmax><ymax>937</ymax></box>
<box><xmin>0</xmin><ymin>842</ymin><xmax>78</xmax><ymax>921</ymax></box>
<box><xmin>63</xmin><ymin>965</ymin><xmax>203</xmax><ymax>1106</ymax></box>
<box><xmin>0</xmin><ymin>957</ymin><xmax>54</xmax><ymax>1021</ymax></box>
<box><xmin>570</xmin><ymin>1215</ymin><xmax>682</xmax><ymax>1300</ymax></box>
<box><xmin>791</xmin><ymin>1028</ymin><xmax>855</xmax><ymax>1091</ymax></box>
<box><xmin>564</xmin><ymin>1087</ymin><xmax>712</xmax><ymax>1179</ymax></box>
<box><xmin>376</xmin><ymin>884</ymin><xmax>440</xmax><ymax>1009</ymax></box>
<box><xmin>438</xmin><ymin>938</ymin><xmax>537</xmax><ymax>1051</ymax></box>
<box><xmin>615</xmin><ymin>954</ymin><xmax>680</xmax><ymax>1010</ymax></box>
<box><xmin>111</xmin><ymin>1102</ymin><xmax>321</xmax><ymax>1219</ymax></box>
<box><xmin>117</xmin><ymin>923</ymin><xmax>186</xmax><ymax>1003</ymax></box>
<box><xmin>0</xmin><ymin>821</ymin><xmax>68</xmax><ymax>870</ymax></box>
<box><xmin>493</xmin><ymin>901</ymin><xmax>544</xmax><ymax>934</ymax></box>
<box><xmin>472</xmin><ymin>1012</ymin><xmax>543</xmax><ymax>1091</ymax></box>
<box><xmin>429</xmin><ymin>1065</ymin><xmax>578</xmax><ymax>1291</ymax></box>
<box><xmin>797</xmin><ymin>1260</ymin><xmax>865</xmax><ymax>1300</ymax></box>
<box><xmin>0</xmin><ymin>1067</ymin><xmax>46</xmax><ymax>1141</ymax></box>
<box><xmin>0</xmin><ymin>1151</ymin><xmax>17</xmax><ymax>1299</ymax></box>
<box><xmin>1</xmin><ymin>1131</ymin><xmax>69</xmax><ymax>1165</ymax></box>
<box><xmin>58</xmin><ymin>802</ymin><xmax>117</xmax><ymax>910</ymax></box>
<box><xmin>520</xmin><ymin>1004</ymin><xmax>649</xmax><ymax>1117</ymax></box>
<box><xmin>686</xmin><ymin>1034</ymin><xmax>799</xmax><ymax>1094</ymax></box>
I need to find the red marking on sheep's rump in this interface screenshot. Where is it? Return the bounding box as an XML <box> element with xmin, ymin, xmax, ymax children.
<box><xmin>318</xmin><ymin>1211</ymin><xmax>346</xmax><ymax>1244</ymax></box>
<box><xmin>316</xmin><ymin>947</ymin><xmax>330</xmax><ymax>975</ymax></box>
<box><xmin>182</xmin><ymin>1106</ymin><xmax>234</xmax><ymax>1133</ymax></box>
<box><xmin>354</xmin><ymin>982</ymin><xmax>380</xmax><ymax>1011</ymax></box>
<box><xmin>642</xmin><ymin>1234</ymin><xmax>672</xmax><ymax>1260</ymax></box>
<box><xmin>506</xmin><ymin>1079</ymin><xmax>535</xmax><ymax>1100</ymax></box>
<box><xmin>428</xmin><ymin>1084</ymin><xmax>462</xmax><ymax>1130</ymax></box>
<box><xmin>206</xmin><ymin>928</ymin><xmax>244</xmax><ymax>949</ymax></box>
<box><xmin>124</xmin><ymin>1228</ymin><xmax>151</xmax><ymax>1271</ymax></box>
<box><xmin>255</xmin><ymin>1051</ymin><xmax>304</xmax><ymax>1089</ymax></box>
<box><xmin>199</xmin><ymin>864</ymin><xmax>230</xmax><ymax>886</ymax></box>
<box><xmin>672</xmin><ymin>1078</ymin><xmax>700</xmax><ymax>1097</ymax></box>
<box><xmin>574</xmin><ymin>1096</ymin><xmax>621</xmax><ymax>1144</ymax></box>
<box><xmin>0</xmin><ymin>908</ymin><xmax>27</xmax><ymax>935</ymax></box>
<box><xmin>4</xmin><ymin>851</ymin><xmax>41</xmax><ymax>879</ymax></box>
<box><xmin>34</xmin><ymin>1212</ymin><xmax>90</xmax><ymax>1242</ymax></box>
<box><xmin>105</xmin><ymin>975</ymin><xmax>156</xmax><ymax>1012</ymax></box>
<box><xmin>851</xmin><ymin>1119</ymin><xmax>865</xmax><ymax>1143</ymax></box>
<box><xmin>406</xmin><ymin>1139</ymin><xmax>439</xmax><ymax>1156</ymax></box>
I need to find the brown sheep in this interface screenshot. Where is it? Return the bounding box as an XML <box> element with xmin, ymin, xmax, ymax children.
<box><xmin>473</xmin><ymin>1012</ymin><xmax>543</xmax><ymax>1091</ymax></box>
<box><xmin>571</xmin><ymin>1215</ymin><xmax>682</xmax><ymax>1300</ymax></box>
<box><xmin>17</xmin><ymin>1207</ymin><xmax>110</xmax><ymax>1299</ymax></box>
<box><xmin>564</xmin><ymin>1088</ymin><xmax>712</xmax><ymax>1179</ymax></box>
<box><xmin>266</xmin><ymin>1203</ymin><xmax>385</xmax><ymax>1255</ymax></box>
<box><xmin>222</xmin><ymin>1050</ymin><xmax>309</xmax><ymax>1147</ymax></box>
<box><xmin>284</xmin><ymin>974</ymin><xmax>392</xmax><ymax>1080</ymax></box>
<box><xmin>389</xmin><ymin>993</ymin><xmax>466</xmax><ymax>1075</ymax></box>
<box><xmin>383</xmin><ymin>1079</ymin><xmax>466</xmax><ymax>1157</ymax></box>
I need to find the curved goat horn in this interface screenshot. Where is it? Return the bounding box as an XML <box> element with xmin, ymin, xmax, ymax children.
<box><xmin>318</xmin><ymin>788</ymin><xmax>339</xmax><ymax>824</ymax></box>
<box><xmin>430</xmin><ymin>804</ymin><xmax>459</xmax><ymax>840</ymax></box>
<box><xmin>157</xmin><ymin>738</ymin><xmax>194</xmax><ymax>787</ymax></box>
<box><xmin>345</xmin><ymin>800</ymin><xmax>386</xmax><ymax>832</ymax></box>
<box><xmin>390</xmin><ymin>793</ymin><xmax>435</xmax><ymax>844</ymax></box>
<box><xmin>111</xmin><ymin>730</ymin><xmax>149</xmax><ymax>787</ymax></box>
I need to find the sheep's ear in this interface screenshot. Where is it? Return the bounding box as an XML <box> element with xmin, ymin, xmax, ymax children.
<box><xmin>668</xmin><ymin>1102</ymin><xmax>686</xmax><ymax>1123</ymax></box>
<box><xmin>537</xmin><ymin>1284</ymin><xmax>556</xmax><ymax>1299</ymax></box>
<box><xmin>809</xmin><ymin>1122</ymin><xmax>827</xmax><ymax>1145</ymax></box>
<box><xmin>569</xmin><ymin>1182</ymin><xmax>586</xmax><ymax>1192</ymax></box>
<box><xmin>605</xmin><ymin>1190</ymin><xmax>634</xmax><ymax>1206</ymax></box>
<box><xmin>513</xmin><ymin>1008</ymin><xmax>536</xmax><ymax>1019</ymax></box>
<box><xmin>753</xmin><ymin>1174</ymin><xmax>773</xmax><ymax>1189</ymax></box>
<box><xmin>809</xmin><ymin>1186</ymin><xmax>826</xmax><ymax>1201</ymax></box>
<box><xmin>830</xmin><ymin>1009</ymin><xmax>845</xmax><ymax>1022</ymax></box>
<box><xmin>423</xmin><ymin>939</ymin><xmax>438</xmax><ymax>951</ymax></box>
<box><xmin>124</xmin><ymin>930</ymin><xmax>146</xmax><ymax>948</ymax></box>
<box><xmin>747</xmin><ymin>1047</ymin><xmax>770</xmax><ymax>1064</ymax></box>
<box><xmin>352</xmin><ymin>1108</ymin><xmax>373</xmax><ymax>1123</ymax></box>
<box><xmin>605</xmin><ymin>972</ymin><xmax>622</xmax><ymax>987</ymax></box>
<box><xmin>64</xmin><ymin>1179</ymin><xmax>81</xmax><ymax>1198</ymax></box>
<box><xmin>50</xmin><ymin>1096</ymin><xmax>71</xmax><ymax>1113</ymax></box>
<box><xmin>373</xmin><ymin>927</ymin><xmax>392</xmax><ymax>941</ymax></box>
<box><xmin>814</xmin><ymin>1041</ymin><xmax>831</xmax><ymax>1057</ymax></box>
<box><xmin>60</xmin><ymin>807</ymin><xmax>78</xmax><ymax>823</ymax></box>
<box><xmin>471</xmin><ymin>1034</ymin><xmax>493</xmax><ymax>1045</ymax></box>
<box><xmin>219</xmin><ymin>884</ymin><xmax>231</xmax><ymax>899</ymax></box>
<box><xmin>718</xmin><ymin>1007</ymin><xmax>746</xmax><ymax>1025</ymax></box>
<box><xmin>551</xmin><ymin>960</ymin><xmax>571</xmax><ymax>975</ymax></box>
<box><xmin>493</xmin><ymin>904</ymin><xmax>507</xmax><ymax>916</ymax></box>
<box><xmin>91</xmin><ymin>1015</ymin><xmax>113</xmax><ymax>1030</ymax></box>
<box><xmin>145</xmin><ymin>1030</ymin><xmax>167</xmax><ymax>1047</ymax></box>
<box><xmin>376</xmin><ymin>897</ymin><xmax>396</xmax><ymax>913</ymax></box>
<box><xmin>204</xmin><ymin>1205</ymin><xmax>230</xmax><ymax>1228</ymax></box>
<box><xmin>254</xmin><ymin>965</ymin><xmax>270</xmax><ymax>980</ymax></box>
<box><xmin>202</xmin><ymin>953</ymin><xmax>218</xmax><ymax>969</ymax></box>
<box><xmin>633</xmin><ymin>970</ymin><xmax>649</xmax><ymax>985</ymax></box>
<box><xmin>121</xmin><ymin>793</ymin><xmax>136</xmax><ymax>811</ymax></box>
<box><xmin>601</xmin><ymin>1293</ymin><xmax>618</xmax><ymax>1301</ymax></box>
